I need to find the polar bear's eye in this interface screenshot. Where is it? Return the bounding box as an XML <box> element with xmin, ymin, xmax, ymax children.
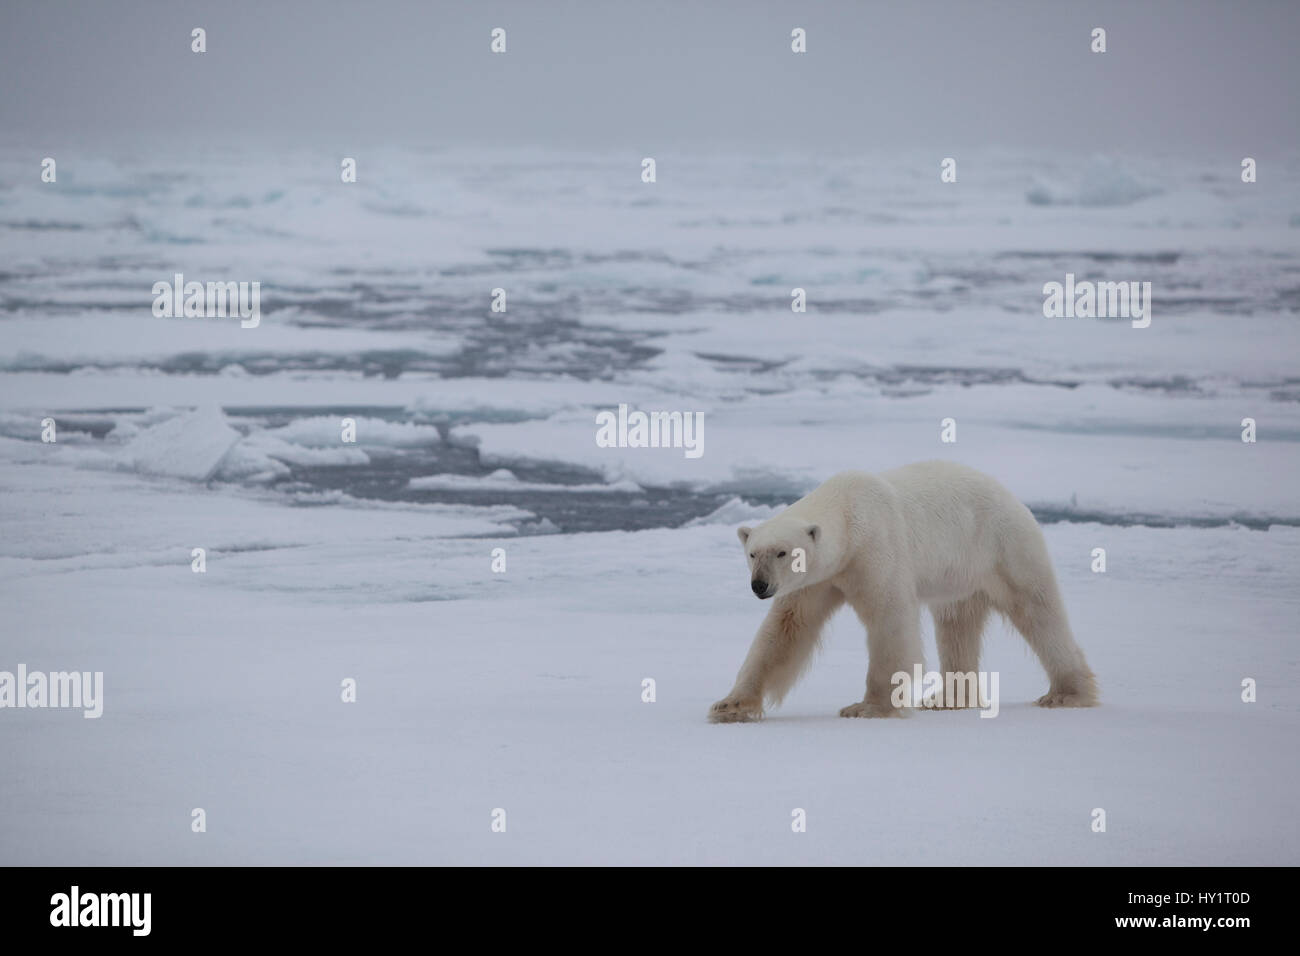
<box><xmin>777</xmin><ymin>551</ymin><xmax>786</xmax><ymax>558</ymax></box>
<box><xmin>749</xmin><ymin>552</ymin><xmax>755</xmax><ymax>559</ymax></box>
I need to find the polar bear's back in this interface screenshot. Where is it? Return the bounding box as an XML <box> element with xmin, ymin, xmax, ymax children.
<box><xmin>822</xmin><ymin>461</ymin><xmax>1051</xmax><ymax>604</ymax></box>
<box><xmin>879</xmin><ymin>459</ymin><xmax>1042</xmax><ymax>542</ymax></box>
<box><xmin>881</xmin><ymin>459</ymin><xmax>1025</xmax><ymax>508</ymax></box>
<box><xmin>814</xmin><ymin>460</ymin><xmax>1027</xmax><ymax>513</ymax></box>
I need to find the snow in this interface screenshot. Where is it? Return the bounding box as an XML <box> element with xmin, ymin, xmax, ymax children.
<box><xmin>268</xmin><ymin>415</ymin><xmax>440</xmax><ymax>448</ymax></box>
<box><xmin>453</xmin><ymin>387</ymin><xmax>1300</xmax><ymax>523</ymax></box>
<box><xmin>0</xmin><ymin>314</ymin><xmax>460</xmax><ymax>371</ymax></box>
<box><xmin>218</xmin><ymin>433</ymin><xmax>368</xmax><ymax>478</ymax></box>
<box><xmin>1027</xmin><ymin>156</ymin><xmax>1163</xmax><ymax>208</ymax></box>
<box><xmin>117</xmin><ymin>406</ymin><xmax>240</xmax><ymax>481</ymax></box>
<box><xmin>2</xmin><ymin>144</ymin><xmax>1297</xmax><ymax>864</ymax></box>
<box><xmin>408</xmin><ymin>469</ymin><xmax>641</xmax><ymax>494</ymax></box>
<box><xmin>684</xmin><ymin>496</ymin><xmax>784</xmax><ymax>527</ymax></box>
<box><xmin>1</xmin><ymin>457</ymin><xmax>1296</xmax><ymax>864</ymax></box>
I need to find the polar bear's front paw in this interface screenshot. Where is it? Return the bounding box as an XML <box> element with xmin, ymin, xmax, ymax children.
<box><xmin>1034</xmin><ymin>689</ymin><xmax>1098</xmax><ymax>708</ymax></box>
<box><xmin>838</xmin><ymin>700</ymin><xmax>904</xmax><ymax>719</ymax></box>
<box><xmin>709</xmin><ymin>696</ymin><xmax>763</xmax><ymax>723</ymax></box>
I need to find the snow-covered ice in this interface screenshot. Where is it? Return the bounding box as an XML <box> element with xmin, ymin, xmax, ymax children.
<box><xmin>1</xmin><ymin>456</ymin><xmax>1296</xmax><ymax>864</ymax></box>
<box><xmin>1</xmin><ymin>146</ymin><xmax>1298</xmax><ymax>864</ymax></box>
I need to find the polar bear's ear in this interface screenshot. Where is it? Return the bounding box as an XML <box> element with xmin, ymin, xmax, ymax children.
<box><xmin>737</xmin><ymin>526</ymin><xmax>752</xmax><ymax>545</ymax></box>
<box><xmin>807</xmin><ymin>524</ymin><xmax>819</xmax><ymax>541</ymax></box>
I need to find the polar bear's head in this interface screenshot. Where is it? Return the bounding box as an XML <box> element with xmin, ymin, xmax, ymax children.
<box><xmin>737</xmin><ymin>517</ymin><xmax>820</xmax><ymax>600</ymax></box>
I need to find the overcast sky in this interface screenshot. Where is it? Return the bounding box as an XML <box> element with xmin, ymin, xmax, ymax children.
<box><xmin>3</xmin><ymin>0</ymin><xmax>1297</xmax><ymax>153</ymax></box>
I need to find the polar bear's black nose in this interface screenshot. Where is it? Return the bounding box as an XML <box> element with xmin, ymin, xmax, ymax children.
<box><xmin>752</xmin><ymin>579</ymin><xmax>769</xmax><ymax>597</ymax></box>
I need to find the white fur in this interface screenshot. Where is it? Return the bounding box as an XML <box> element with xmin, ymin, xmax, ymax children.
<box><xmin>708</xmin><ymin>461</ymin><xmax>1098</xmax><ymax>723</ymax></box>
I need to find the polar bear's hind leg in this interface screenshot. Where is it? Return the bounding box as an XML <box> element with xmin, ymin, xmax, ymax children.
<box><xmin>1002</xmin><ymin>586</ymin><xmax>1099</xmax><ymax>708</ymax></box>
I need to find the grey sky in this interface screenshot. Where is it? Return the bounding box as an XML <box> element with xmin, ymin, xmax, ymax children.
<box><xmin>3</xmin><ymin>0</ymin><xmax>1297</xmax><ymax>152</ymax></box>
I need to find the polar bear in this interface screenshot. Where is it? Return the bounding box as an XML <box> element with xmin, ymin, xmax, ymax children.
<box><xmin>708</xmin><ymin>461</ymin><xmax>1098</xmax><ymax>722</ymax></box>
